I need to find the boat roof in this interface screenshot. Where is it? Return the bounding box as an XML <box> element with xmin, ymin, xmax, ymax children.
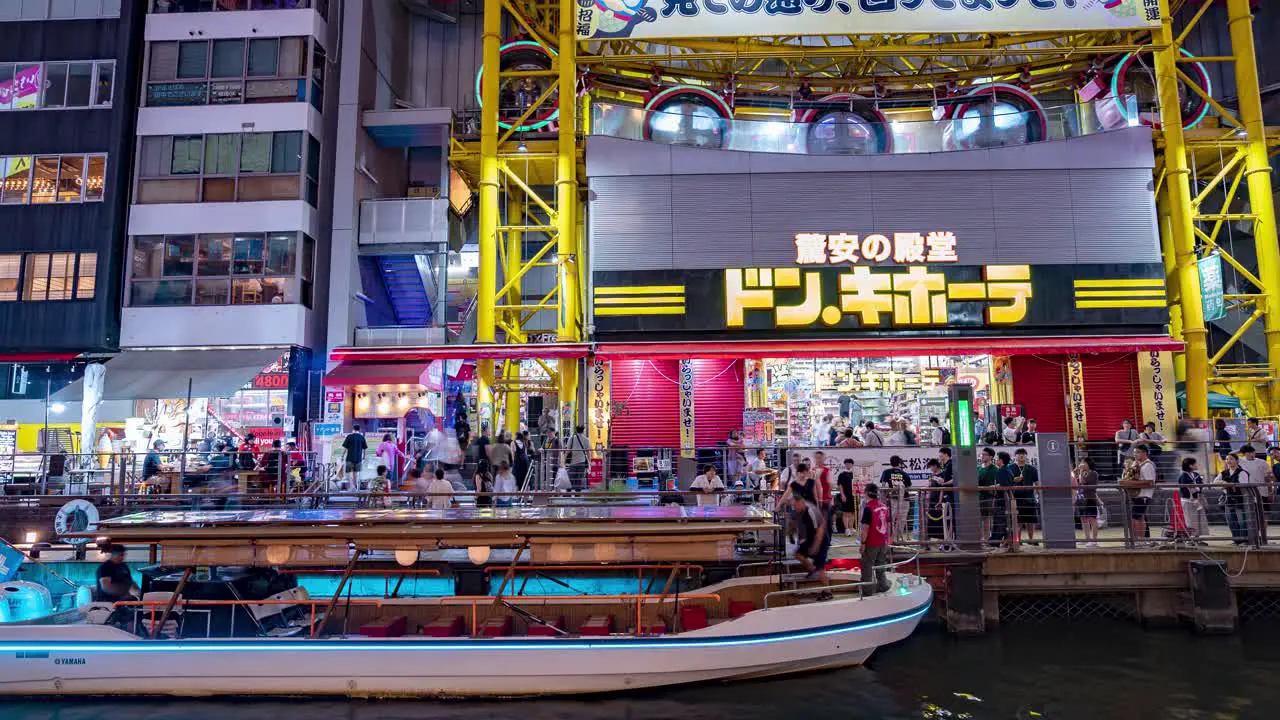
<box><xmin>86</xmin><ymin>505</ymin><xmax>778</xmax><ymax>548</ymax></box>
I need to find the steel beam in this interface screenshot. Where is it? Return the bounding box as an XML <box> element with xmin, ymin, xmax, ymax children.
<box><xmin>1155</xmin><ymin>0</ymin><xmax>1208</xmax><ymax>418</ymax></box>
<box><xmin>476</xmin><ymin>0</ymin><xmax>502</xmax><ymax>345</ymax></box>
<box><xmin>1227</xmin><ymin>0</ymin><xmax>1280</xmax><ymax>412</ymax></box>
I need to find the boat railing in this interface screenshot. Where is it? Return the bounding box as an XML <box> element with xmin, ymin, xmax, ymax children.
<box><xmin>761</xmin><ymin>544</ymin><xmax>922</xmax><ymax>609</ymax></box>
<box><xmin>763</xmin><ymin>581</ymin><xmax>873</xmax><ymax>609</ymax></box>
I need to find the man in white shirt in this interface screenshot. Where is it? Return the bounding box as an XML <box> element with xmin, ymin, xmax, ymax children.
<box><xmin>1122</xmin><ymin>444</ymin><xmax>1159</xmax><ymax>542</ymax></box>
<box><xmin>1002</xmin><ymin>417</ymin><xmax>1021</xmax><ymax>445</ymax></box>
<box><xmin>425</xmin><ymin>468</ymin><xmax>454</xmax><ymax>511</ymax></box>
<box><xmin>749</xmin><ymin>449</ymin><xmax>775</xmax><ymax>490</ymax></box>
<box><xmin>1238</xmin><ymin>444</ymin><xmax>1274</xmax><ymax>504</ymax></box>
<box><xmin>424</xmin><ymin>425</ymin><xmax>444</xmax><ymax>462</ymax></box>
<box><xmin>690</xmin><ymin>464</ymin><xmax>727</xmax><ymax>507</ymax></box>
<box><xmin>493</xmin><ymin>460</ymin><xmax>518</xmax><ymax>507</ymax></box>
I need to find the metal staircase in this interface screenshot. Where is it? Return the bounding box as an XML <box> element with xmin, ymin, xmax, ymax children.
<box><xmin>375</xmin><ymin>255</ymin><xmax>432</xmax><ymax>327</ymax></box>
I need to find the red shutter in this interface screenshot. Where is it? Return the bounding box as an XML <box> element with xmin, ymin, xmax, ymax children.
<box><xmin>1081</xmin><ymin>353</ymin><xmax>1141</xmax><ymax>441</ymax></box>
<box><xmin>608</xmin><ymin>359</ymin><xmax>680</xmax><ymax>449</ymax></box>
<box><xmin>694</xmin><ymin>359</ymin><xmax>745</xmax><ymax>447</ymax></box>
<box><xmin>1010</xmin><ymin>355</ymin><xmax>1067</xmax><ymax>434</ymax></box>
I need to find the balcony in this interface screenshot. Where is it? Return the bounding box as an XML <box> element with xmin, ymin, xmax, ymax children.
<box><xmin>590</xmin><ymin>94</ymin><xmax>1141</xmax><ymax>156</ymax></box>
<box><xmin>359</xmin><ymin>197</ymin><xmax>449</xmax><ymax>248</ymax></box>
<box><xmin>353</xmin><ymin>326</ymin><xmax>447</xmax><ymax>347</ymax></box>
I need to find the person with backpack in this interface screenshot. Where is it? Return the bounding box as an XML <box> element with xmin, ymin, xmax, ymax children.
<box><xmin>566</xmin><ymin>425</ymin><xmax>589</xmax><ymax>490</ymax></box>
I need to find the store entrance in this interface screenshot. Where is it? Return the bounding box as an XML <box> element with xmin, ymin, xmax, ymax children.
<box><xmin>764</xmin><ymin>355</ymin><xmax>994</xmax><ymax>446</ymax></box>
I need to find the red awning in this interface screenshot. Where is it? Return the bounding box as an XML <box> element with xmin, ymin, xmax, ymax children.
<box><xmin>593</xmin><ymin>335</ymin><xmax>1184</xmax><ymax>360</ymax></box>
<box><xmin>323</xmin><ymin>362</ymin><xmax>430</xmax><ymax>387</ymax></box>
<box><xmin>329</xmin><ymin>343</ymin><xmax>591</xmax><ymax>363</ymax></box>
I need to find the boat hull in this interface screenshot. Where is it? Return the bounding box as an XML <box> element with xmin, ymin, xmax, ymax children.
<box><xmin>0</xmin><ymin>583</ymin><xmax>931</xmax><ymax>697</ymax></box>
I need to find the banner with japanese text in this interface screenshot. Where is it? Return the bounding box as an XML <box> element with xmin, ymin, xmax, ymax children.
<box><xmin>1065</xmin><ymin>355</ymin><xmax>1087</xmax><ymax>442</ymax></box>
<box><xmin>588</xmin><ymin>358</ymin><xmax>612</xmax><ymax>450</ymax></box>
<box><xmin>679</xmin><ymin>360</ymin><xmax>696</xmax><ymax>459</ymax></box>
<box><xmin>1138</xmin><ymin>350</ymin><xmax>1176</xmax><ymax>439</ymax></box>
<box><xmin>576</xmin><ymin>0</ymin><xmax>1160</xmax><ymax>41</ymax></box>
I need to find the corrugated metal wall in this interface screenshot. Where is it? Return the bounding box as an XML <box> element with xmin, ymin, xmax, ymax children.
<box><xmin>589</xmin><ymin>167</ymin><xmax>1160</xmax><ymax>271</ymax></box>
<box><xmin>410</xmin><ymin>10</ymin><xmax>486</xmax><ymax>112</ymax></box>
<box><xmin>1082</xmin><ymin>353</ymin><xmax>1142</xmax><ymax>442</ymax></box>
<box><xmin>693</xmin><ymin>359</ymin><xmax>744</xmax><ymax>447</ymax></box>
<box><xmin>1010</xmin><ymin>355</ymin><xmax>1067</xmax><ymax>435</ymax></box>
<box><xmin>609</xmin><ymin>359</ymin><xmax>680</xmax><ymax>449</ymax></box>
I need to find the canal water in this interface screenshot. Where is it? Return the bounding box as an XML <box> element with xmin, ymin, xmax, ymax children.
<box><xmin>4</xmin><ymin>620</ymin><xmax>1279</xmax><ymax>719</ymax></box>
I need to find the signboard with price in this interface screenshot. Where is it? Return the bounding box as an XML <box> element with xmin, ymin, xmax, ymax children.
<box><xmin>0</xmin><ymin>425</ymin><xmax>15</xmax><ymax>482</ymax></box>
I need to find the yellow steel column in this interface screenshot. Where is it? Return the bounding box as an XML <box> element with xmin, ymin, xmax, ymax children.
<box><xmin>1157</xmin><ymin>187</ymin><xmax>1186</xmax><ymax>383</ymax></box>
<box><xmin>556</xmin><ymin>0</ymin><xmax>581</xmax><ymax>421</ymax></box>
<box><xmin>476</xmin><ymin>0</ymin><xmax>501</xmax><ymax>345</ymax></box>
<box><xmin>504</xmin><ymin>196</ymin><xmax>524</xmax><ymax>435</ymax></box>
<box><xmin>477</xmin><ymin>359</ymin><xmax>495</xmax><ymax>436</ymax></box>
<box><xmin>1226</xmin><ymin>0</ymin><xmax>1280</xmax><ymax>408</ymax></box>
<box><xmin>1154</xmin><ymin>0</ymin><xmax>1208</xmax><ymax>418</ymax></box>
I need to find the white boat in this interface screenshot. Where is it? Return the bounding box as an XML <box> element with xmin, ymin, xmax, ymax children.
<box><xmin>0</xmin><ymin>505</ymin><xmax>932</xmax><ymax>697</ymax></box>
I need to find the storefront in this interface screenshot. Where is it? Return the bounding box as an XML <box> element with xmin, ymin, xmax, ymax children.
<box><xmin>45</xmin><ymin>347</ymin><xmax>314</xmax><ymax>454</ymax></box>
<box><xmin>584</xmin><ymin>128</ymin><xmax>1182</xmax><ymax>448</ymax></box>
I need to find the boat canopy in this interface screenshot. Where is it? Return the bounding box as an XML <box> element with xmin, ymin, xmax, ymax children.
<box><xmin>81</xmin><ymin>506</ymin><xmax>778</xmax><ymax>568</ymax></box>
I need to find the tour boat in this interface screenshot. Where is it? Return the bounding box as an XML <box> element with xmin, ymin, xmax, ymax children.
<box><xmin>0</xmin><ymin>505</ymin><xmax>931</xmax><ymax>697</ymax></box>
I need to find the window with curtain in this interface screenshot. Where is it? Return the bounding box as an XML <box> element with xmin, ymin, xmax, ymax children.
<box><xmin>0</xmin><ymin>254</ymin><xmax>18</xmax><ymax>301</ymax></box>
<box><xmin>75</xmin><ymin>253</ymin><xmax>97</xmax><ymax>299</ymax></box>
<box><xmin>239</xmin><ymin>133</ymin><xmax>271</xmax><ymax>173</ymax></box>
<box><xmin>203</xmin><ymin>134</ymin><xmax>240</xmax><ymax>175</ymax></box>
<box><xmin>210</xmin><ymin>39</ymin><xmax>245</xmax><ymax>78</ymax></box>
<box><xmin>148</xmin><ymin>42</ymin><xmax>179</xmax><ymax>80</ymax></box>
<box><xmin>270</xmin><ymin>131</ymin><xmax>302</xmax><ymax>174</ymax></box>
<box><xmin>247</xmin><ymin>38</ymin><xmax>279</xmax><ymax>77</ymax></box>
<box><xmin>171</xmin><ymin>136</ymin><xmax>203</xmax><ymax>175</ymax></box>
<box><xmin>176</xmin><ymin>41</ymin><xmax>209</xmax><ymax>79</ymax></box>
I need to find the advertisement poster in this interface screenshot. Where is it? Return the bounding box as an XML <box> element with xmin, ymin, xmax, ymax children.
<box><xmin>323</xmin><ymin>390</ymin><xmax>345</xmax><ymax>423</ymax></box>
<box><xmin>1066</xmin><ymin>355</ymin><xmax>1088</xmax><ymax>441</ymax></box>
<box><xmin>0</xmin><ymin>65</ymin><xmax>41</xmax><ymax>109</ymax></box>
<box><xmin>742</xmin><ymin>407</ymin><xmax>775</xmax><ymax>447</ymax></box>
<box><xmin>1138</xmin><ymin>351</ymin><xmax>1177</xmax><ymax>439</ymax></box>
<box><xmin>679</xmin><ymin>360</ymin><xmax>695</xmax><ymax>459</ymax></box>
<box><xmin>576</xmin><ymin>0</ymin><xmax>1160</xmax><ymax>42</ymax></box>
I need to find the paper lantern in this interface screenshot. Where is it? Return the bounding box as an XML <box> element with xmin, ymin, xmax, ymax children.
<box><xmin>592</xmin><ymin>542</ymin><xmax>617</xmax><ymax>562</ymax></box>
<box><xmin>395</xmin><ymin>549</ymin><xmax>419</xmax><ymax>567</ymax></box>
<box><xmin>264</xmin><ymin>545</ymin><xmax>291</xmax><ymax>566</ymax></box>
<box><xmin>547</xmin><ymin>543</ymin><xmax>574</xmax><ymax>563</ymax></box>
<box><xmin>467</xmin><ymin>546</ymin><xmax>491</xmax><ymax>565</ymax></box>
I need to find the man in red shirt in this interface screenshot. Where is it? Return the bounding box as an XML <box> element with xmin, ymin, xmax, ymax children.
<box><xmin>812</xmin><ymin>450</ymin><xmax>834</xmax><ymax>510</ymax></box>
<box><xmin>860</xmin><ymin>483</ymin><xmax>892</xmax><ymax>595</ymax></box>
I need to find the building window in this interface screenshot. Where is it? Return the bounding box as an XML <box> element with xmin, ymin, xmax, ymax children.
<box><xmin>135</xmin><ymin>132</ymin><xmax>316</xmax><ymax>205</ymax></box>
<box><xmin>145</xmin><ymin>36</ymin><xmax>316</xmax><ymax>108</ymax></box>
<box><xmin>0</xmin><ymin>61</ymin><xmax>114</xmax><ymax>110</ymax></box>
<box><xmin>20</xmin><ymin>252</ymin><xmax>96</xmax><ymax>301</ymax></box>
<box><xmin>0</xmin><ymin>254</ymin><xmax>18</xmax><ymax>301</ymax></box>
<box><xmin>0</xmin><ymin>154</ymin><xmax>105</xmax><ymax>205</ymax></box>
<box><xmin>0</xmin><ymin>0</ymin><xmax>120</xmax><ymax>21</ymax></box>
<box><xmin>128</xmin><ymin>232</ymin><xmax>313</xmax><ymax>308</ymax></box>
